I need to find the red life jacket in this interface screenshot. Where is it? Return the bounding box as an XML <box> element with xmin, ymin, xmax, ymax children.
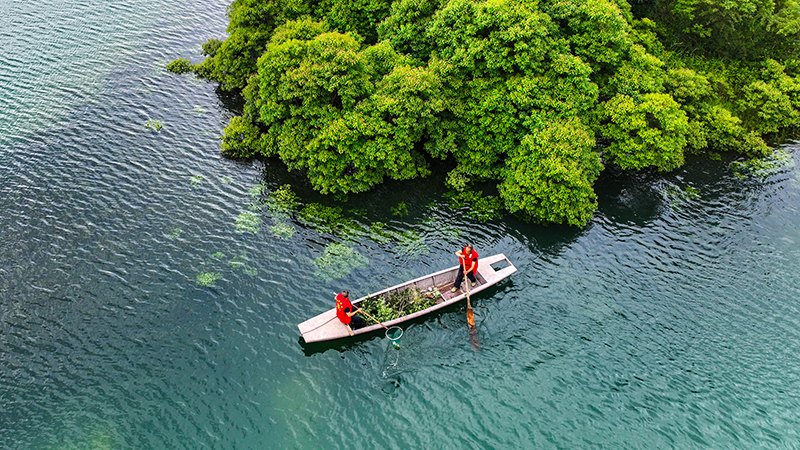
<box><xmin>460</xmin><ymin>247</ymin><xmax>479</xmax><ymax>274</ymax></box>
<box><xmin>336</xmin><ymin>293</ymin><xmax>353</xmax><ymax>325</ymax></box>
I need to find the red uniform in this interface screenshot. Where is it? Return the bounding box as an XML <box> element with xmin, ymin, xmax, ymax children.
<box><xmin>453</xmin><ymin>246</ymin><xmax>479</xmax><ymax>291</ymax></box>
<box><xmin>336</xmin><ymin>293</ymin><xmax>353</xmax><ymax>325</ymax></box>
<box><xmin>459</xmin><ymin>247</ymin><xmax>479</xmax><ymax>274</ymax></box>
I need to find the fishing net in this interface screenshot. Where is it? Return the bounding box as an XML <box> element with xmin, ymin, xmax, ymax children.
<box><xmin>386</xmin><ymin>326</ymin><xmax>403</xmax><ymax>349</ymax></box>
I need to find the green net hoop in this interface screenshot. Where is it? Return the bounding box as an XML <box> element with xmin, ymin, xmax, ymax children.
<box><xmin>386</xmin><ymin>326</ymin><xmax>403</xmax><ymax>349</ymax></box>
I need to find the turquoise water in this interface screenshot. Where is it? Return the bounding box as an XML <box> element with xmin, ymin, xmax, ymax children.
<box><xmin>2</xmin><ymin>1</ymin><xmax>800</xmax><ymax>448</ymax></box>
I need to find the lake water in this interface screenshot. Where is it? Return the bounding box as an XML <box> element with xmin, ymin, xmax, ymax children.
<box><xmin>2</xmin><ymin>1</ymin><xmax>800</xmax><ymax>449</ymax></box>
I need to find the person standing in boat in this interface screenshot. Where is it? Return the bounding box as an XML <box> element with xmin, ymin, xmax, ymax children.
<box><xmin>335</xmin><ymin>290</ymin><xmax>366</xmax><ymax>329</ymax></box>
<box><xmin>452</xmin><ymin>244</ymin><xmax>479</xmax><ymax>292</ymax></box>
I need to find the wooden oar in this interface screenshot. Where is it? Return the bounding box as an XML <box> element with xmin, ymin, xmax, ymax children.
<box><xmin>465</xmin><ymin>272</ymin><xmax>475</xmax><ymax>327</ymax></box>
<box><xmin>465</xmin><ymin>275</ymin><xmax>479</xmax><ymax>350</ymax></box>
<box><xmin>357</xmin><ymin>308</ymin><xmax>388</xmax><ymax>330</ymax></box>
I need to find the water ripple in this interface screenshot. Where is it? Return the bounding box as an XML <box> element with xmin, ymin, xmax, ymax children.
<box><xmin>3</xmin><ymin>0</ymin><xmax>800</xmax><ymax>447</ymax></box>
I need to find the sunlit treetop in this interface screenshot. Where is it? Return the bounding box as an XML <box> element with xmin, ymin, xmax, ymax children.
<box><xmin>170</xmin><ymin>0</ymin><xmax>800</xmax><ymax>226</ymax></box>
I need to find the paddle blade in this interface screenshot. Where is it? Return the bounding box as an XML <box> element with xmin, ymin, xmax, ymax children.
<box><xmin>465</xmin><ymin>283</ymin><xmax>478</xmax><ymax>349</ymax></box>
<box><xmin>468</xmin><ymin>324</ymin><xmax>480</xmax><ymax>350</ymax></box>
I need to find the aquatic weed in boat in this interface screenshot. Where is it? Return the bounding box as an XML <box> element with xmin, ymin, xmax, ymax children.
<box><xmin>360</xmin><ymin>287</ymin><xmax>438</xmax><ymax>322</ymax></box>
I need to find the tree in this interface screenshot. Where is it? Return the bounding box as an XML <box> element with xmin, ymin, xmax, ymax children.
<box><xmin>635</xmin><ymin>0</ymin><xmax>800</xmax><ymax>59</ymax></box>
<box><xmin>500</xmin><ymin>118</ymin><xmax>602</xmax><ymax>226</ymax></box>
<box><xmin>599</xmin><ymin>93</ymin><xmax>689</xmax><ymax>171</ymax></box>
<box><xmin>242</xmin><ymin>21</ymin><xmax>443</xmax><ymax>194</ymax></box>
<box><xmin>423</xmin><ymin>0</ymin><xmax>598</xmax><ymax>183</ymax></box>
<box><xmin>168</xmin><ymin>0</ymin><xmax>800</xmax><ymax>227</ymax></box>
<box><xmin>317</xmin><ymin>0</ymin><xmax>394</xmax><ymax>44</ymax></box>
<box><xmin>738</xmin><ymin>59</ymin><xmax>800</xmax><ymax>134</ymax></box>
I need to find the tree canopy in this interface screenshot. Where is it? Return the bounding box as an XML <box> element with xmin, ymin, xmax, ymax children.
<box><xmin>170</xmin><ymin>0</ymin><xmax>800</xmax><ymax>226</ymax></box>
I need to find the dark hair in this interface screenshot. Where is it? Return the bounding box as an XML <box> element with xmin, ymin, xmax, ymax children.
<box><xmin>342</xmin><ymin>290</ymin><xmax>349</xmax><ymax>298</ymax></box>
<box><xmin>465</xmin><ymin>244</ymin><xmax>473</xmax><ymax>250</ymax></box>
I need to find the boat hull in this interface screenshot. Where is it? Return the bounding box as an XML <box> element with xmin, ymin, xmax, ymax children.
<box><xmin>297</xmin><ymin>253</ymin><xmax>517</xmax><ymax>343</ymax></box>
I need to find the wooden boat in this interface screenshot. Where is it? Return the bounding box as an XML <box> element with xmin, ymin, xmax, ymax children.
<box><xmin>298</xmin><ymin>253</ymin><xmax>517</xmax><ymax>343</ymax></box>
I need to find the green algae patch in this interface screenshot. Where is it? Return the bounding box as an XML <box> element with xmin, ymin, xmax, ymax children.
<box><xmin>228</xmin><ymin>254</ymin><xmax>257</xmax><ymax>276</ymax></box>
<box><xmin>299</xmin><ymin>204</ymin><xmax>343</xmax><ymax>228</ymax></box>
<box><xmin>395</xmin><ymin>230</ymin><xmax>430</xmax><ymax>259</ymax></box>
<box><xmin>445</xmin><ymin>190</ymin><xmax>504</xmax><ymax>222</ymax></box>
<box><xmin>144</xmin><ymin>119</ymin><xmax>163</xmax><ymax>132</ymax></box>
<box><xmin>391</xmin><ymin>202</ymin><xmax>409</xmax><ymax>217</ymax></box>
<box><xmin>663</xmin><ymin>184</ymin><xmax>701</xmax><ymax>210</ymax></box>
<box><xmin>299</xmin><ymin>203</ymin><xmax>359</xmax><ymax>236</ymax></box>
<box><xmin>313</xmin><ymin>242</ymin><xmax>368</xmax><ymax>281</ymax></box>
<box><xmin>190</xmin><ymin>175</ymin><xmax>203</xmax><ymax>187</ymax></box>
<box><xmin>266</xmin><ymin>184</ymin><xmax>301</xmax><ymax>218</ymax></box>
<box><xmin>235</xmin><ymin>211</ymin><xmax>261</xmax><ymax>233</ymax></box>
<box><xmin>270</xmin><ymin>221</ymin><xmax>296</xmax><ymax>239</ymax></box>
<box><xmin>365</xmin><ymin>222</ymin><xmax>393</xmax><ymax>244</ymax></box>
<box><xmin>730</xmin><ymin>148</ymin><xmax>795</xmax><ymax>181</ymax></box>
<box><xmin>248</xmin><ymin>183</ymin><xmax>267</xmax><ymax>198</ymax></box>
<box><xmin>227</xmin><ymin>254</ymin><xmax>247</xmax><ymax>270</ymax></box>
<box><xmin>196</xmin><ymin>272</ymin><xmax>222</xmax><ymax>287</ymax></box>
<box><xmin>58</xmin><ymin>423</ymin><xmax>119</xmax><ymax>450</ymax></box>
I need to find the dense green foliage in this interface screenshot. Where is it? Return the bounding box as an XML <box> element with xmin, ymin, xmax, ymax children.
<box><xmin>633</xmin><ymin>0</ymin><xmax>800</xmax><ymax>60</ymax></box>
<box><xmin>360</xmin><ymin>287</ymin><xmax>439</xmax><ymax>322</ymax></box>
<box><xmin>171</xmin><ymin>0</ymin><xmax>800</xmax><ymax>226</ymax></box>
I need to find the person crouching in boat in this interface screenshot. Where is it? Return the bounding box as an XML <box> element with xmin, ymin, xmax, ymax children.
<box><xmin>452</xmin><ymin>244</ymin><xmax>478</xmax><ymax>292</ymax></box>
<box><xmin>336</xmin><ymin>290</ymin><xmax>366</xmax><ymax>329</ymax></box>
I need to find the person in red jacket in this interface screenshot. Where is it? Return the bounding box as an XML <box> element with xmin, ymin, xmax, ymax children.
<box><xmin>335</xmin><ymin>290</ymin><xmax>366</xmax><ymax>329</ymax></box>
<box><xmin>452</xmin><ymin>244</ymin><xmax>479</xmax><ymax>292</ymax></box>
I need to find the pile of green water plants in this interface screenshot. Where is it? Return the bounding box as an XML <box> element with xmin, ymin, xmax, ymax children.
<box><xmin>359</xmin><ymin>287</ymin><xmax>439</xmax><ymax>322</ymax></box>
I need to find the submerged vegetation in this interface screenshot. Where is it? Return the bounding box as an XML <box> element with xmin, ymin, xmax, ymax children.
<box><xmin>444</xmin><ymin>190</ymin><xmax>504</xmax><ymax>222</ymax></box>
<box><xmin>269</xmin><ymin>221</ymin><xmax>296</xmax><ymax>238</ymax></box>
<box><xmin>196</xmin><ymin>271</ymin><xmax>222</xmax><ymax>287</ymax></box>
<box><xmin>168</xmin><ymin>227</ymin><xmax>182</xmax><ymax>239</ymax></box>
<box><xmin>730</xmin><ymin>148</ymin><xmax>796</xmax><ymax>181</ymax></box>
<box><xmin>235</xmin><ymin>211</ymin><xmax>261</xmax><ymax>233</ymax></box>
<box><xmin>170</xmin><ymin>0</ymin><xmax>800</xmax><ymax>226</ymax></box>
<box><xmin>662</xmin><ymin>184</ymin><xmax>701</xmax><ymax>210</ymax></box>
<box><xmin>313</xmin><ymin>242</ymin><xmax>369</xmax><ymax>281</ymax></box>
<box><xmin>144</xmin><ymin>119</ymin><xmax>163</xmax><ymax>132</ymax></box>
<box><xmin>197</xmin><ymin>253</ymin><xmax>258</xmax><ymax>287</ymax></box>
